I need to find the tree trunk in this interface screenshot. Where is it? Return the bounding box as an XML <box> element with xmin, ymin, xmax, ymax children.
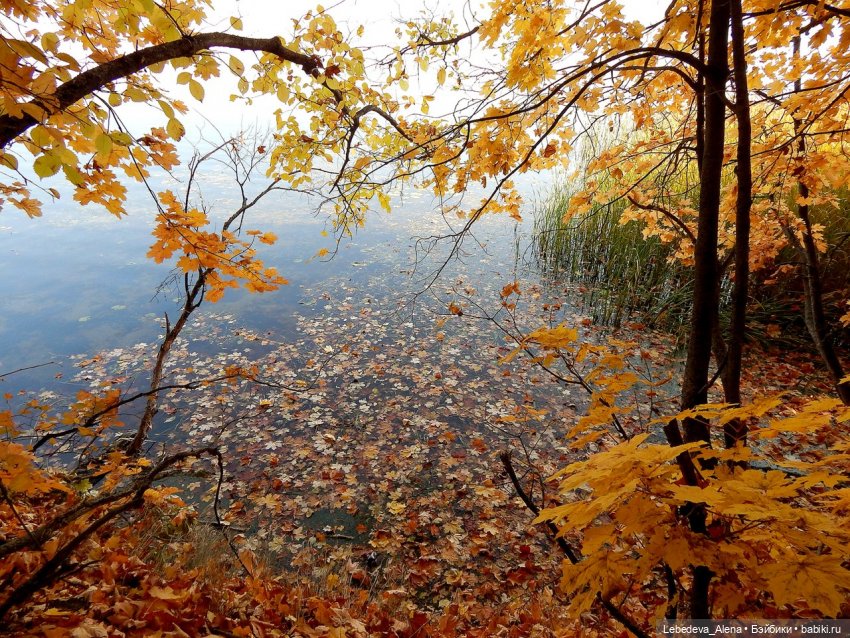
<box><xmin>722</xmin><ymin>0</ymin><xmax>753</xmax><ymax>447</ymax></box>
<box><xmin>681</xmin><ymin>0</ymin><xmax>729</xmax><ymax>433</ymax></box>
<box><xmin>790</xmin><ymin>36</ymin><xmax>850</xmax><ymax>405</ymax></box>
<box><xmin>794</xmin><ymin>185</ymin><xmax>850</xmax><ymax>403</ymax></box>
<box><xmin>679</xmin><ymin>0</ymin><xmax>730</xmax><ymax>619</ymax></box>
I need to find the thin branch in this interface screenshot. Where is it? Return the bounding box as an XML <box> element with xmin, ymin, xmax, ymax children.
<box><xmin>414</xmin><ymin>25</ymin><xmax>480</xmax><ymax>48</ymax></box>
<box><xmin>626</xmin><ymin>195</ymin><xmax>697</xmax><ymax>245</ymax></box>
<box><xmin>499</xmin><ymin>450</ymin><xmax>579</xmax><ymax>562</ymax></box>
<box><xmin>0</xmin><ymin>361</ymin><xmax>57</xmax><ymax>379</ymax></box>
<box><xmin>0</xmin><ymin>446</ymin><xmax>219</xmax><ymax>620</ymax></box>
<box><xmin>499</xmin><ymin>451</ymin><xmax>651</xmax><ymax>638</ymax></box>
<box><xmin>0</xmin><ymin>479</ymin><xmax>37</xmax><ymax>545</ymax></box>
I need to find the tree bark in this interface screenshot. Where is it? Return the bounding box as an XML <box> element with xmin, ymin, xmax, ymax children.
<box><xmin>722</xmin><ymin>0</ymin><xmax>753</xmax><ymax>447</ymax></box>
<box><xmin>680</xmin><ymin>0</ymin><xmax>731</xmax><ymax>619</ymax></box>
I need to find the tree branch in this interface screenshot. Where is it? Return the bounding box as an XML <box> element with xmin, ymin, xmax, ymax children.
<box><xmin>499</xmin><ymin>450</ymin><xmax>580</xmax><ymax>564</ymax></box>
<box><xmin>0</xmin><ymin>446</ymin><xmax>219</xmax><ymax>620</ymax></box>
<box><xmin>0</xmin><ymin>32</ymin><xmax>326</xmax><ymax>148</ymax></box>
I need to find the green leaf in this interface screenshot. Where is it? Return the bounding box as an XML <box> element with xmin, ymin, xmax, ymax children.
<box><xmin>112</xmin><ymin>131</ymin><xmax>133</xmax><ymax>146</ymax></box>
<box><xmin>33</xmin><ymin>153</ymin><xmax>60</xmax><ymax>178</ymax></box>
<box><xmin>30</xmin><ymin>126</ymin><xmax>52</xmax><ymax>148</ymax></box>
<box><xmin>62</xmin><ymin>163</ymin><xmax>84</xmax><ymax>186</ymax></box>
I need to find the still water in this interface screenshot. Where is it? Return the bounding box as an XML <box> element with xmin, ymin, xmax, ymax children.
<box><xmin>0</xmin><ymin>167</ymin><xmax>559</xmax><ymax>421</ymax></box>
<box><xmin>1</xmin><ymin>167</ymin><xmax>643</xmax><ymax>577</ymax></box>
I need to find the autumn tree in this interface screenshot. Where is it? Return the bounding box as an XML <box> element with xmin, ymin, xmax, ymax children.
<box><xmin>387</xmin><ymin>0</ymin><xmax>850</xmax><ymax>626</ymax></box>
<box><xmin>0</xmin><ymin>0</ymin><xmax>410</xmax><ymax>221</ymax></box>
<box><xmin>0</xmin><ymin>0</ymin><xmax>416</xmax><ymax>623</ymax></box>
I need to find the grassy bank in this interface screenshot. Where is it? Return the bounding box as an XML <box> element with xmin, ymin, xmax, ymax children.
<box><xmin>533</xmin><ymin>176</ymin><xmax>850</xmax><ymax>352</ymax></box>
<box><xmin>533</xmin><ymin>180</ymin><xmax>694</xmax><ymax>336</ymax></box>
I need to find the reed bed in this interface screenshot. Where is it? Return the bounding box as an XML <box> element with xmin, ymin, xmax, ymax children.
<box><xmin>533</xmin><ymin>180</ymin><xmax>694</xmax><ymax>336</ymax></box>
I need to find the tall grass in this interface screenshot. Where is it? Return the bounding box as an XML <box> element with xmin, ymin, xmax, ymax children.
<box><xmin>533</xmin><ymin>179</ymin><xmax>694</xmax><ymax>334</ymax></box>
<box><xmin>533</xmin><ymin>176</ymin><xmax>850</xmax><ymax>352</ymax></box>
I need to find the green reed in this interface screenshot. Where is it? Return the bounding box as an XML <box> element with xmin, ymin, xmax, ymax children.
<box><xmin>533</xmin><ymin>179</ymin><xmax>694</xmax><ymax>336</ymax></box>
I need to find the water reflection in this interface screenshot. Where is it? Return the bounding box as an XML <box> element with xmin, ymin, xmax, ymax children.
<box><xmin>0</xmin><ymin>175</ymin><xmax>546</xmax><ymax>401</ymax></box>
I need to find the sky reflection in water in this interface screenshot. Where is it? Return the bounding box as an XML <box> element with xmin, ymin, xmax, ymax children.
<box><xmin>0</xmin><ymin>173</ymin><xmax>548</xmax><ymax>399</ymax></box>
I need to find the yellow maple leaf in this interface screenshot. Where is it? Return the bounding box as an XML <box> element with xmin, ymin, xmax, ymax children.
<box><xmin>387</xmin><ymin>501</ymin><xmax>406</xmax><ymax>515</ymax></box>
<box><xmin>527</xmin><ymin>323</ymin><xmax>578</xmax><ymax>349</ymax></box>
<box><xmin>763</xmin><ymin>552</ymin><xmax>850</xmax><ymax>616</ymax></box>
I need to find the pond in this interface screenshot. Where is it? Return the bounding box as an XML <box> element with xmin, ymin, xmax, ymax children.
<box><xmin>0</xmin><ymin>164</ymin><xmax>676</xmax><ymax>605</ymax></box>
<box><xmin>0</xmin><ymin>167</ymin><xmax>580</xmax><ymax>423</ymax></box>
<box><xmin>1</xmin><ymin>173</ymin><xmax>541</xmax><ymax>386</ymax></box>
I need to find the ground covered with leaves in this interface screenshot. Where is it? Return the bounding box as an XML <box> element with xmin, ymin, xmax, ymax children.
<box><xmin>5</xmin><ymin>255</ymin><xmax>840</xmax><ymax>636</ymax></box>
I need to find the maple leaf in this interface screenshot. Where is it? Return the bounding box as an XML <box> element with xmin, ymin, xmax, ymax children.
<box><xmin>148</xmin><ymin>585</ymin><xmax>187</xmax><ymax>601</ymax></box>
<box><xmin>526</xmin><ymin>324</ymin><xmax>578</xmax><ymax>350</ymax></box>
<box><xmin>762</xmin><ymin>553</ymin><xmax>850</xmax><ymax>616</ymax></box>
<box><xmin>387</xmin><ymin>501</ymin><xmax>406</xmax><ymax>515</ymax></box>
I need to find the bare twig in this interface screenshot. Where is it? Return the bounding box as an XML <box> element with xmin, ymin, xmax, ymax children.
<box><xmin>0</xmin><ymin>446</ymin><xmax>219</xmax><ymax>620</ymax></box>
<box><xmin>0</xmin><ymin>479</ymin><xmax>37</xmax><ymax>545</ymax></box>
<box><xmin>0</xmin><ymin>361</ymin><xmax>57</xmax><ymax>379</ymax></box>
<box><xmin>499</xmin><ymin>451</ymin><xmax>579</xmax><ymax>563</ymax></box>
